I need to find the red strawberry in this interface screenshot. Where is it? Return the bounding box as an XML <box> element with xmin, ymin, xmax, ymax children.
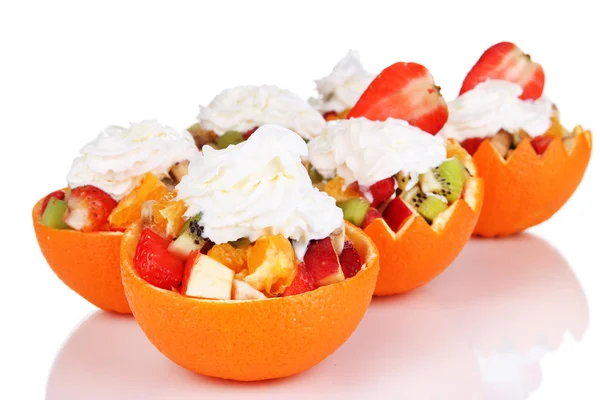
<box><xmin>41</xmin><ymin>190</ymin><xmax>65</xmax><ymax>215</ymax></box>
<box><xmin>530</xmin><ymin>136</ymin><xmax>554</xmax><ymax>155</ymax></box>
<box><xmin>63</xmin><ymin>185</ymin><xmax>117</xmax><ymax>232</ymax></box>
<box><xmin>461</xmin><ymin>137</ymin><xmax>485</xmax><ymax>156</ymax></box>
<box><xmin>282</xmin><ymin>262</ymin><xmax>316</xmax><ymax>297</ymax></box>
<box><xmin>383</xmin><ymin>197</ymin><xmax>413</xmax><ymax>232</ymax></box>
<box><xmin>369</xmin><ymin>177</ymin><xmax>395</xmax><ymax>207</ymax></box>
<box><xmin>347</xmin><ymin>62</ymin><xmax>449</xmax><ymax>135</ymax></box>
<box><xmin>460</xmin><ymin>42</ymin><xmax>545</xmax><ymax>100</ymax></box>
<box><xmin>339</xmin><ymin>241</ymin><xmax>362</xmax><ymax>279</ymax></box>
<box><xmin>134</xmin><ymin>228</ymin><xmax>185</xmax><ymax>290</ymax></box>
<box><xmin>362</xmin><ymin>207</ymin><xmax>383</xmax><ymax>229</ymax></box>
<box><xmin>242</xmin><ymin>127</ymin><xmax>259</xmax><ymax>140</ymax></box>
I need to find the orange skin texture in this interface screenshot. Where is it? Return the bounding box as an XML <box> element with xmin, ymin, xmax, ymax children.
<box><xmin>120</xmin><ymin>221</ymin><xmax>379</xmax><ymax>381</ymax></box>
<box><xmin>473</xmin><ymin>129</ymin><xmax>592</xmax><ymax>237</ymax></box>
<box><xmin>32</xmin><ymin>197</ymin><xmax>130</xmax><ymax>313</ymax></box>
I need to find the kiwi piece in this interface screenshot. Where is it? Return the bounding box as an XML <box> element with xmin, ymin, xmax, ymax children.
<box><xmin>169</xmin><ymin>160</ymin><xmax>190</xmax><ymax>184</ymax></box>
<box><xmin>419</xmin><ymin>158</ymin><xmax>466</xmax><ymax>203</ymax></box>
<box><xmin>401</xmin><ymin>186</ymin><xmax>448</xmax><ymax>223</ymax></box>
<box><xmin>337</xmin><ymin>198</ymin><xmax>370</xmax><ymax>227</ymax></box>
<box><xmin>41</xmin><ymin>198</ymin><xmax>70</xmax><ymax>229</ymax></box>
<box><xmin>216</xmin><ymin>131</ymin><xmax>244</xmax><ymax>149</ymax></box>
<box><xmin>168</xmin><ymin>213</ymin><xmax>207</xmax><ymax>259</ymax></box>
<box><xmin>396</xmin><ymin>171</ymin><xmax>410</xmax><ymax>193</ymax></box>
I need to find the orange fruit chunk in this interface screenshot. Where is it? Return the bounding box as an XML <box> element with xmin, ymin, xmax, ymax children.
<box><xmin>245</xmin><ymin>235</ymin><xmax>296</xmax><ymax>296</ymax></box>
<box><xmin>207</xmin><ymin>243</ymin><xmax>248</xmax><ymax>273</ymax></box>
<box><xmin>109</xmin><ymin>173</ymin><xmax>169</xmax><ymax>229</ymax></box>
<box><xmin>151</xmin><ymin>192</ymin><xmax>187</xmax><ymax>237</ymax></box>
<box><xmin>323</xmin><ymin>176</ymin><xmax>362</xmax><ymax>202</ymax></box>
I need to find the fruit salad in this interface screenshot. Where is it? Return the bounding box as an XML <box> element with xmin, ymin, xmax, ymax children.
<box><xmin>187</xmin><ymin>85</ymin><xmax>326</xmax><ymax>150</ymax></box>
<box><xmin>440</xmin><ymin>42</ymin><xmax>592</xmax><ymax>236</ymax></box>
<box><xmin>132</xmin><ymin>124</ymin><xmax>370</xmax><ymax>300</ymax></box>
<box><xmin>308</xmin><ymin>117</ymin><xmax>475</xmax><ymax>233</ymax></box>
<box><xmin>308</xmin><ymin>50</ymin><xmax>375</xmax><ymax>121</ymax></box>
<box><xmin>38</xmin><ymin>120</ymin><xmax>198</xmax><ymax>233</ymax></box>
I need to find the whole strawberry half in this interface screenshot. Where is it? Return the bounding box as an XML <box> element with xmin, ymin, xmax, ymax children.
<box><xmin>134</xmin><ymin>228</ymin><xmax>185</xmax><ymax>290</ymax></box>
<box><xmin>339</xmin><ymin>241</ymin><xmax>362</xmax><ymax>279</ymax></box>
<box><xmin>63</xmin><ymin>185</ymin><xmax>117</xmax><ymax>232</ymax></box>
<box><xmin>460</xmin><ymin>41</ymin><xmax>545</xmax><ymax>100</ymax></box>
<box><xmin>347</xmin><ymin>62</ymin><xmax>449</xmax><ymax>135</ymax></box>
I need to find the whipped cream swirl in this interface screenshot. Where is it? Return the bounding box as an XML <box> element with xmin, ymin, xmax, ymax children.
<box><xmin>309</xmin><ymin>50</ymin><xmax>375</xmax><ymax>113</ymax></box>
<box><xmin>439</xmin><ymin>80</ymin><xmax>553</xmax><ymax>141</ymax></box>
<box><xmin>308</xmin><ymin>118</ymin><xmax>446</xmax><ymax>187</ymax></box>
<box><xmin>67</xmin><ymin>120</ymin><xmax>198</xmax><ymax>200</ymax></box>
<box><xmin>177</xmin><ymin>125</ymin><xmax>343</xmax><ymax>258</ymax></box>
<box><xmin>197</xmin><ymin>85</ymin><xmax>326</xmax><ymax>140</ymax></box>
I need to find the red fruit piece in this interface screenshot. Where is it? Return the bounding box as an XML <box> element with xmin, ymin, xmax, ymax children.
<box><xmin>242</xmin><ymin>127</ymin><xmax>258</xmax><ymax>141</ymax></box>
<box><xmin>347</xmin><ymin>62</ymin><xmax>449</xmax><ymax>135</ymax></box>
<box><xmin>322</xmin><ymin>111</ymin><xmax>338</xmax><ymax>121</ymax></box>
<box><xmin>461</xmin><ymin>137</ymin><xmax>485</xmax><ymax>156</ymax></box>
<box><xmin>460</xmin><ymin>42</ymin><xmax>545</xmax><ymax>100</ymax></box>
<box><xmin>362</xmin><ymin>207</ymin><xmax>383</xmax><ymax>229</ymax></box>
<box><xmin>63</xmin><ymin>185</ymin><xmax>117</xmax><ymax>232</ymax></box>
<box><xmin>41</xmin><ymin>190</ymin><xmax>65</xmax><ymax>215</ymax></box>
<box><xmin>282</xmin><ymin>262</ymin><xmax>316</xmax><ymax>297</ymax></box>
<box><xmin>339</xmin><ymin>241</ymin><xmax>362</xmax><ymax>279</ymax></box>
<box><xmin>369</xmin><ymin>177</ymin><xmax>395</xmax><ymax>207</ymax></box>
<box><xmin>530</xmin><ymin>136</ymin><xmax>554</xmax><ymax>155</ymax></box>
<box><xmin>383</xmin><ymin>197</ymin><xmax>413</xmax><ymax>232</ymax></box>
<box><xmin>134</xmin><ymin>228</ymin><xmax>185</xmax><ymax>290</ymax></box>
<box><xmin>303</xmin><ymin>238</ymin><xmax>344</xmax><ymax>287</ymax></box>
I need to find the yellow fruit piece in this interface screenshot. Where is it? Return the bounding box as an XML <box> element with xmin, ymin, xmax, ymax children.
<box><xmin>208</xmin><ymin>243</ymin><xmax>248</xmax><ymax>273</ymax></box>
<box><xmin>109</xmin><ymin>173</ymin><xmax>169</xmax><ymax>229</ymax></box>
<box><xmin>545</xmin><ymin>115</ymin><xmax>567</xmax><ymax>139</ymax></box>
<box><xmin>245</xmin><ymin>235</ymin><xmax>297</xmax><ymax>296</ymax></box>
<box><xmin>323</xmin><ymin>176</ymin><xmax>361</xmax><ymax>202</ymax></box>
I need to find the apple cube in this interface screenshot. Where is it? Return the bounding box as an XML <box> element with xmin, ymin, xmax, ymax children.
<box><xmin>232</xmin><ymin>279</ymin><xmax>266</xmax><ymax>300</ymax></box>
<box><xmin>304</xmin><ymin>238</ymin><xmax>344</xmax><ymax>287</ymax></box>
<box><xmin>181</xmin><ymin>252</ymin><xmax>234</xmax><ymax>300</ymax></box>
<box><xmin>383</xmin><ymin>197</ymin><xmax>413</xmax><ymax>232</ymax></box>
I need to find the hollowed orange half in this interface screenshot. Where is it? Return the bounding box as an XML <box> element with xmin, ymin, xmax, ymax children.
<box><xmin>120</xmin><ymin>221</ymin><xmax>379</xmax><ymax>381</ymax></box>
<box><xmin>364</xmin><ymin>140</ymin><xmax>484</xmax><ymax>296</ymax></box>
<box><xmin>32</xmin><ymin>197</ymin><xmax>130</xmax><ymax>314</ymax></box>
<box><xmin>473</xmin><ymin>127</ymin><xmax>592</xmax><ymax>237</ymax></box>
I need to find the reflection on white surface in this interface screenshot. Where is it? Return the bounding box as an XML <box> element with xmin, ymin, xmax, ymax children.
<box><xmin>46</xmin><ymin>234</ymin><xmax>588</xmax><ymax>400</ymax></box>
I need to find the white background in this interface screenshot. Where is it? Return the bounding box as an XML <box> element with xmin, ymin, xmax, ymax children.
<box><xmin>1</xmin><ymin>1</ymin><xmax>598</xmax><ymax>398</ymax></box>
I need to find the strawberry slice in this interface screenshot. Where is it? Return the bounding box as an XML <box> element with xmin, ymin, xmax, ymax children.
<box><xmin>339</xmin><ymin>241</ymin><xmax>362</xmax><ymax>279</ymax></box>
<box><xmin>347</xmin><ymin>62</ymin><xmax>448</xmax><ymax>135</ymax></box>
<box><xmin>461</xmin><ymin>137</ymin><xmax>485</xmax><ymax>156</ymax></box>
<box><xmin>530</xmin><ymin>136</ymin><xmax>554</xmax><ymax>155</ymax></box>
<box><xmin>460</xmin><ymin>42</ymin><xmax>545</xmax><ymax>100</ymax></box>
<box><xmin>383</xmin><ymin>197</ymin><xmax>413</xmax><ymax>232</ymax></box>
<box><xmin>63</xmin><ymin>185</ymin><xmax>117</xmax><ymax>232</ymax></box>
<box><xmin>282</xmin><ymin>262</ymin><xmax>316</xmax><ymax>297</ymax></box>
<box><xmin>242</xmin><ymin>127</ymin><xmax>259</xmax><ymax>141</ymax></box>
<box><xmin>41</xmin><ymin>190</ymin><xmax>66</xmax><ymax>215</ymax></box>
<box><xmin>362</xmin><ymin>207</ymin><xmax>383</xmax><ymax>229</ymax></box>
<box><xmin>369</xmin><ymin>177</ymin><xmax>395</xmax><ymax>208</ymax></box>
<box><xmin>134</xmin><ymin>228</ymin><xmax>185</xmax><ymax>290</ymax></box>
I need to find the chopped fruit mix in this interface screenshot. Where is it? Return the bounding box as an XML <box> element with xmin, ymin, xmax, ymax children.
<box><xmin>348</xmin><ymin>62</ymin><xmax>449</xmax><ymax>135</ymax></box>
<box><xmin>133</xmin><ymin>210</ymin><xmax>366</xmax><ymax>300</ymax></box>
<box><xmin>188</xmin><ymin>124</ymin><xmax>260</xmax><ymax>151</ymax></box>
<box><xmin>39</xmin><ymin>164</ymin><xmax>191</xmax><ymax>232</ymax></box>
<box><xmin>310</xmin><ymin>155</ymin><xmax>472</xmax><ymax>232</ymax></box>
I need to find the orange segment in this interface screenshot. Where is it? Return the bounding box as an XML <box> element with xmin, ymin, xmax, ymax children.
<box><xmin>473</xmin><ymin>126</ymin><xmax>592</xmax><ymax>237</ymax></box>
<box><xmin>151</xmin><ymin>195</ymin><xmax>187</xmax><ymax>237</ymax></box>
<box><xmin>245</xmin><ymin>235</ymin><xmax>296</xmax><ymax>296</ymax></box>
<box><xmin>109</xmin><ymin>173</ymin><xmax>169</xmax><ymax>229</ymax></box>
<box><xmin>32</xmin><ymin>197</ymin><xmax>130</xmax><ymax>313</ymax></box>
<box><xmin>207</xmin><ymin>243</ymin><xmax>248</xmax><ymax>273</ymax></box>
<box><xmin>323</xmin><ymin>176</ymin><xmax>362</xmax><ymax>202</ymax></box>
<box><xmin>120</xmin><ymin>221</ymin><xmax>379</xmax><ymax>381</ymax></box>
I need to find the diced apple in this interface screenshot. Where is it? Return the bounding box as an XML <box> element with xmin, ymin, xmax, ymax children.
<box><xmin>232</xmin><ymin>279</ymin><xmax>266</xmax><ymax>300</ymax></box>
<box><xmin>361</xmin><ymin>207</ymin><xmax>383</xmax><ymax>229</ymax></box>
<box><xmin>383</xmin><ymin>197</ymin><xmax>413</xmax><ymax>232</ymax></box>
<box><xmin>330</xmin><ymin>225</ymin><xmax>345</xmax><ymax>255</ymax></box>
<box><xmin>181</xmin><ymin>253</ymin><xmax>234</xmax><ymax>300</ymax></box>
<box><xmin>304</xmin><ymin>238</ymin><xmax>344</xmax><ymax>287</ymax></box>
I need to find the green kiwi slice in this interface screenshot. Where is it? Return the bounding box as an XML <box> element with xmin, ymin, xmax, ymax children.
<box><xmin>401</xmin><ymin>187</ymin><xmax>448</xmax><ymax>224</ymax></box>
<box><xmin>337</xmin><ymin>198</ymin><xmax>370</xmax><ymax>227</ymax></box>
<box><xmin>168</xmin><ymin>213</ymin><xmax>207</xmax><ymax>258</ymax></box>
<box><xmin>418</xmin><ymin>158</ymin><xmax>466</xmax><ymax>203</ymax></box>
<box><xmin>216</xmin><ymin>131</ymin><xmax>244</xmax><ymax>149</ymax></box>
<box><xmin>41</xmin><ymin>198</ymin><xmax>70</xmax><ymax>229</ymax></box>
